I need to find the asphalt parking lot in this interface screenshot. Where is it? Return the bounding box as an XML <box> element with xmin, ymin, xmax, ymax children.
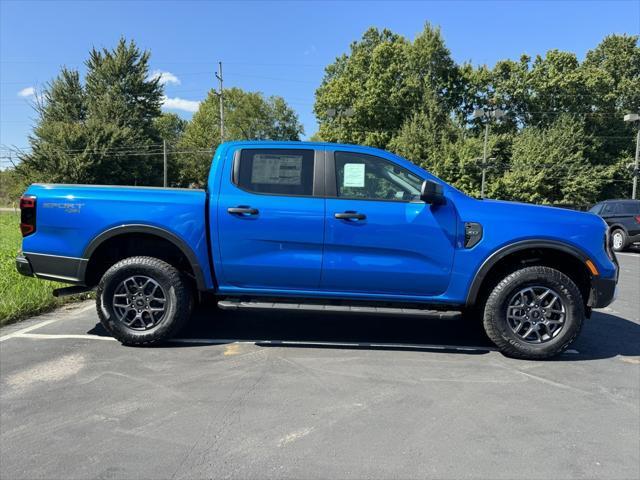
<box><xmin>1</xmin><ymin>252</ymin><xmax>639</xmax><ymax>480</ymax></box>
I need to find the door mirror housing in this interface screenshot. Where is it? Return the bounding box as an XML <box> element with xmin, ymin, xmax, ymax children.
<box><xmin>420</xmin><ymin>180</ymin><xmax>444</xmax><ymax>205</ymax></box>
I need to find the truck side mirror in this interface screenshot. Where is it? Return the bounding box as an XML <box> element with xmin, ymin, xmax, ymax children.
<box><xmin>420</xmin><ymin>180</ymin><xmax>444</xmax><ymax>205</ymax></box>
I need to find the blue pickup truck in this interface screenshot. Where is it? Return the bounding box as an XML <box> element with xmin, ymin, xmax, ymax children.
<box><xmin>16</xmin><ymin>141</ymin><xmax>618</xmax><ymax>359</ymax></box>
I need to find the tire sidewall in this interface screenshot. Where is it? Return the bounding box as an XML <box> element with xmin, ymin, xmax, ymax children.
<box><xmin>97</xmin><ymin>259</ymin><xmax>188</xmax><ymax>345</ymax></box>
<box><xmin>611</xmin><ymin>229</ymin><xmax>626</xmax><ymax>252</ymax></box>
<box><xmin>486</xmin><ymin>268</ymin><xmax>583</xmax><ymax>358</ymax></box>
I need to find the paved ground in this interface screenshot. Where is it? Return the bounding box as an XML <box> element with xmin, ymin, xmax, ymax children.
<box><xmin>1</xmin><ymin>253</ymin><xmax>639</xmax><ymax>480</ymax></box>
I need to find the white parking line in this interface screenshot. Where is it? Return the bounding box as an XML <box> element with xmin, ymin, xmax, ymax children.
<box><xmin>616</xmin><ymin>252</ymin><xmax>639</xmax><ymax>258</ymax></box>
<box><xmin>0</xmin><ymin>319</ymin><xmax>61</xmax><ymax>342</ymax></box>
<box><xmin>0</xmin><ymin>302</ymin><xmax>94</xmax><ymax>342</ymax></box>
<box><xmin>19</xmin><ymin>333</ymin><xmax>117</xmax><ymax>341</ymax></box>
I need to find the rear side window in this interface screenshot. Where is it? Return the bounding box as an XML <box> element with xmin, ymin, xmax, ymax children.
<box><xmin>618</xmin><ymin>202</ymin><xmax>640</xmax><ymax>214</ymax></box>
<box><xmin>235</xmin><ymin>149</ymin><xmax>315</xmax><ymax>196</ymax></box>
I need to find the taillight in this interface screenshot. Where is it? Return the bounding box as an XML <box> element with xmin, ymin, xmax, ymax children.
<box><xmin>635</xmin><ymin>215</ymin><xmax>640</xmax><ymax>224</ymax></box>
<box><xmin>20</xmin><ymin>195</ymin><xmax>36</xmax><ymax>237</ymax></box>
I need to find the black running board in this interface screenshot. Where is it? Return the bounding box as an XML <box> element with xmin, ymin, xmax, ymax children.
<box><xmin>218</xmin><ymin>300</ymin><xmax>458</xmax><ymax>318</ymax></box>
<box><xmin>52</xmin><ymin>285</ymin><xmax>93</xmax><ymax>297</ymax></box>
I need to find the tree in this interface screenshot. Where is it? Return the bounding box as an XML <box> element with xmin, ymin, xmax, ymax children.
<box><xmin>387</xmin><ymin>89</ymin><xmax>454</xmax><ymax>172</ymax></box>
<box><xmin>154</xmin><ymin>113</ymin><xmax>187</xmax><ymax>185</ymax></box>
<box><xmin>0</xmin><ymin>168</ymin><xmax>29</xmax><ymax>207</ymax></box>
<box><xmin>314</xmin><ymin>24</ymin><xmax>460</xmax><ymax>149</ymax></box>
<box><xmin>18</xmin><ymin>38</ymin><xmax>165</xmax><ymax>186</ymax></box>
<box><xmin>154</xmin><ymin>113</ymin><xmax>186</xmax><ymax>146</ymax></box>
<box><xmin>315</xmin><ymin>27</ymin><xmax>639</xmax><ymax>203</ymax></box>
<box><xmin>177</xmin><ymin>87</ymin><xmax>303</xmax><ymax>186</ymax></box>
<box><xmin>497</xmin><ymin>115</ymin><xmax>608</xmax><ymax>205</ymax></box>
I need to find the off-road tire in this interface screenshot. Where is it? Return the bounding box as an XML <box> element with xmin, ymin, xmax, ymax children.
<box><xmin>483</xmin><ymin>266</ymin><xmax>584</xmax><ymax>360</ymax></box>
<box><xmin>96</xmin><ymin>256</ymin><xmax>192</xmax><ymax>346</ymax></box>
<box><xmin>611</xmin><ymin>228</ymin><xmax>627</xmax><ymax>252</ymax></box>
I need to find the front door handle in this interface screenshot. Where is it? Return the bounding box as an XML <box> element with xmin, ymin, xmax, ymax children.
<box><xmin>334</xmin><ymin>211</ymin><xmax>366</xmax><ymax>221</ymax></box>
<box><xmin>228</xmin><ymin>206</ymin><xmax>259</xmax><ymax>216</ymax></box>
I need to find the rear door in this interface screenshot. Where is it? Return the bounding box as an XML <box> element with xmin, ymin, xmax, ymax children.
<box><xmin>216</xmin><ymin>146</ymin><xmax>325</xmax><ymax>291</ymax></box>
<box><xmin>320</xmin><ymin>150</ymin><xmax>457</xmax><ymax>297</ymax></box>
<box><xmin>617</xmin><ymin>201</ymin><xmax>640</xmax><ymax>235</ymax></box>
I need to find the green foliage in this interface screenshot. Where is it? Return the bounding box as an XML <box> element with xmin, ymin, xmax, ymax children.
<box><xmin>18</xmin><ymin>38</ymin><xmax>165</xmax><ymax>186</ymax></box>
<box><xmin>13</xmin><ymin>31</ymin><xmax>640</xmax><ymax>206</ymax></box>
<box><xmin>177</xmin><ymin>87</ymin><xmax>303</xmax><ymax>186</ymax></box>
<box><xmin>495</xmin><ymin>115</ymin><xmax>609</xmax><ymax>205</ymax></box>
<box><xmin>154</xmin><ymin>113</ymin><xmax>187</xmax><ymax>185</ymax></box>
<box><xmin>0</xmin><ymin>168</ymin><xmax>29</xmax><ymax>207</ymax></box>
<box><xmin>316</xmin><ymin>29</ymin><xmax>639</xmax><ymax>204</ymax></box>
<box><xmin>314</xmin><ymin>24</ymin><xmax>460</xmax><ymax>149</ymax></box>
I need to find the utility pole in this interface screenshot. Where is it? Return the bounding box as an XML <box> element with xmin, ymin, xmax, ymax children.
<box><xmin>473</xmin><ymin>107</ymin><xmax>505</xmax><ymax>198</ymax></box>
<box><xmin>635</xmin><ymin>128</ymin><xmax>640</xmax><ymax>200</ymax></box>
<box><xmin>163</xmin><ymin>139</ymin><xmax>168</xmax><ymax>187</ymax></box>
<box><xmin>481</xmin><ymin>122</ymin><xmax>489</xmax><ymax>199</ymax></box>
<box><xmin>624</xmin><ymin>113</ymin><xmax>640</xmax><ymax>199</ymax></box>
<box><xmin>215</xmin><ymin>61</ymin><xmax>224</xmax><ymax>142</ymax></box>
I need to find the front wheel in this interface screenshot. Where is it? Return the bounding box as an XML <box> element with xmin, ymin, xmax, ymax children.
<box><xmin>482</xmin><ymin>266</ymin><xmax>584</xmax><ymax>360</ymax></box>
<box><xmin>97</xmin><ymin>256</ymin><xmax>193</xmax><ymax>346</ymax></box>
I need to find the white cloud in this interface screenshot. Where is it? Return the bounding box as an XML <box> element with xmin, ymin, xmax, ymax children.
<box><xmin>304</xmin><ymin>45</ymin><xmax>317</xmax><ymax>56</ymax></box>
<box><xmin>18</xmin><ymin>86</ymin><xmax>36</xmax><ymax>97</ymax></box>
<box><xmin>149</xmin><ymin>70</ymin><xmax>181</xmax><ymax>86</ymax></box>
<box><xmin>161</xmin><ymin>96</ymin><xmax>200</xmax><ymax>113</ymax></box>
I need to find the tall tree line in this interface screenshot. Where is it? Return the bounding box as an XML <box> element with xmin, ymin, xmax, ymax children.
<box><xmin>16</xmin><ymin>38</ymin><xmax>303</xmax><ymax>189</ymax></box>
<box><xmin>10</xmin><ymin>30</ymin><xmax>640</xmax><ymax>206</ymax></box>
<box><xmin>314</xmin><ymin>25</ymin><xmax>639</xmax><ymax>204</ymax></box>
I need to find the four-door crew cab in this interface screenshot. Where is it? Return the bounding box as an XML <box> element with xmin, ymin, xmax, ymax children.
<box><xmin>16</xmin><ymin>141</ymin><xmax>618</xmax><ymax>359</ymax></box>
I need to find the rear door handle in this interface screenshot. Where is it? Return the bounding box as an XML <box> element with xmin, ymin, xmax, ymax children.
<box><xmin>228</xmin><ymin>206</ymin><xmax>259</xmax><ymax>216</ymax></box>
<box><xmin>334</xmin><ymin>211</ymin><xmax>366</xmax><ymax>220</ymax></box>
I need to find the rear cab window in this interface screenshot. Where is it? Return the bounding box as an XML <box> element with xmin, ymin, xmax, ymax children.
<box><xmin>234</xmin><ymin>149</ymin><xmax>315</xmax><ymax>196</ymax></box>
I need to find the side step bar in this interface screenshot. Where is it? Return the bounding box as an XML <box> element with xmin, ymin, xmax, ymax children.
<box><xmin>218</xmin><ymin>300</ymin><xmax>458</xmax><ymax>318</ymax></box>
<box><xmin>52</xmin><ymin>286</ymin><xmax>93</xmax><ymax>297</ymax></box>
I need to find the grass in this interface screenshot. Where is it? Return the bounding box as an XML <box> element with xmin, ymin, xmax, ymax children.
<box><xmin>0</xmin><ymin>212</ymin><xmax>91</xmax><ymax>326</ymax></box>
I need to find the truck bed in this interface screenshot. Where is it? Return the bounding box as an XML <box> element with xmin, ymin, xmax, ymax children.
<box><xmin>20</xmin><ymin>184</ymin><xmax>213</xmax><ymax>287</ymax></box>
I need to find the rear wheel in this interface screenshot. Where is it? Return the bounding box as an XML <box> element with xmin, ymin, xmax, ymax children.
<box><xmin>482</xmin><ymin>266</ymin><xmax>584</xmax><ymax>360</ymax></box>
<box><xmin>96</xmin><ymin>256</ymin><xmax>192</xmax><ymax>346</ymax></box>
<box><xmin>611</xmin><ymin>229</ymin><xmax>627</xmax><ymax>252</ymax></box>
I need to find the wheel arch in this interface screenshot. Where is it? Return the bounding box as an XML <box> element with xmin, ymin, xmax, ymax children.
<box><xmin>465</xmin><ymin>240</ymin><xmax>592</xmax><ymax>308</ymax></box>
<box><xmin>81</xmin><ymin>224</ymin><xmax>207</xmax><ymax>290</ymax></box>
<box><xmin>609</xmin><ymin>224</ymin><xmax>628</xmax><ymax>234</ymax></box>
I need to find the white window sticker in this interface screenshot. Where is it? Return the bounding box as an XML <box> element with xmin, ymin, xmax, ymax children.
<box><xmin>343</xmin><ymin>163</ymin><xmax>365</xmax><ymax>187</ymax></box>
<box><xmin>251</xmin><ymin>154</ymin><xmax>303</xmax><ymax>185</ymax></box>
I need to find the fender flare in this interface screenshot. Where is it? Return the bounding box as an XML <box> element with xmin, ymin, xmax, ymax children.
<box><xmin>465</xmin><ymin>239</ymin><xmax>590</xmax><ymax>306</ymax></box>
<box><xmin>82</xmin><ymin>224</ymin><xmax>207</xmax><ymax>290</ymax></box>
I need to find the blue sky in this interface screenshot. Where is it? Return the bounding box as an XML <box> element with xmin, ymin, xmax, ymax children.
<box><xmin>1</xmin><ymin>0</ymin><xmax>638</xmax><ymax>158</ymax></box>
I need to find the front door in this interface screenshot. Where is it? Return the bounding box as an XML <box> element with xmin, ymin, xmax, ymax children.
<box><xmin>321</xmin><ymin>150</ymin><xmax>456</xmax><ymax>297</ymax></box>
<box><xmin>216</xmin><ymin>147</ymin><xmax>325</xmax><ymax>291</ymax></box>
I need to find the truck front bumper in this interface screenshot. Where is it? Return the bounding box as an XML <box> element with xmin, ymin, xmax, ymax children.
<box><xmin>589</xmin><ymin>276</ymin><xmax>617</xmax><ymax>308</ymax></box>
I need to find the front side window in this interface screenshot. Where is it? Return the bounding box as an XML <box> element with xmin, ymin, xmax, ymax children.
<box><xmin>334</xmin><ymin>151</ymin><xmax>423</xmax><ymax>201</ymax></box>
<box><xmin>235</xmin><ymin>149</ymin><xmax>315</xmax><ymax>196</ymax></box>
<box><xmin>601</xmin><ymin>203</ymin><xmax>616</xmax><ymax>215</ymax></box>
